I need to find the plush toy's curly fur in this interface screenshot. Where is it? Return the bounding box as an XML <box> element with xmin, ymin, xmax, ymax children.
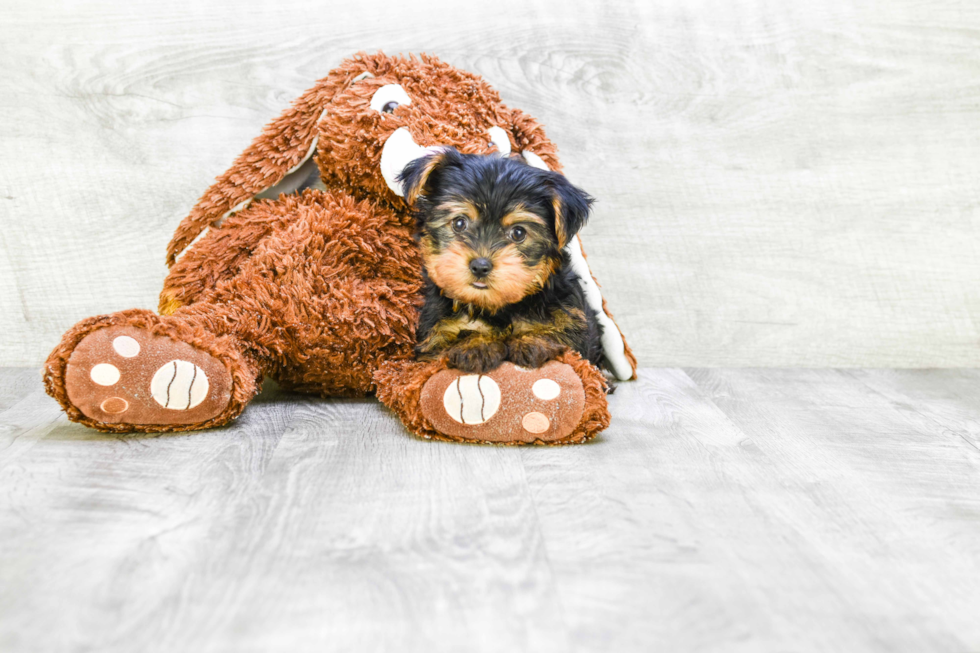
<box><xmin>163</xmin><ymin>189</ymin><xmax>423</xmax><ymax>396</ymax></box>
<box><xmin>43</xmin><ymin>52</ymin><xmax>635</xmax><ymax>444</ymax></box>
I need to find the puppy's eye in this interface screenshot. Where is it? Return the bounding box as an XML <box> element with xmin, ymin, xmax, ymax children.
<box><xmin>370</xmin><ymin>84</ymin><xmax>412</xmax><ymax>114</ymax></box>
<box><xmin>452</xmin><ymin>217</ymin><xmax>468</xmax><ymax>233</ymax></box>
<box><xmin>508</xmin><ymin>226</ymin><xmax>527</xmax><ymax>242</ymax></box>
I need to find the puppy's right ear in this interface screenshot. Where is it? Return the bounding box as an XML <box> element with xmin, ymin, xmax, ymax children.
<box><xmin>547</xmin><ymin>172</ymin><xmax>594</xmax><ymax>249</ymax></box>
<box><xmin>398</xmin><ymin>148</ymin><xmax>461</xmax><ymax>205</ymax></box>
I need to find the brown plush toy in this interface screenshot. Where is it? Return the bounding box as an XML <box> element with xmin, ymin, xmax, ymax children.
<box><xmin>43</xmin><ymin>52</ymin><xmax>637</xmax><ymax>445</ymax></box>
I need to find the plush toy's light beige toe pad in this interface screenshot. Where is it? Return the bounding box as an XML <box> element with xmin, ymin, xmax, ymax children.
<box><xmin>419</xmin><ymin>361</ymin><xmax>586</xmax><ymax>443</ymax></box>
<box><xmin>64</xmin><ymin>326</ymin><xmax>232</xmax><ymax>427</ymax></box>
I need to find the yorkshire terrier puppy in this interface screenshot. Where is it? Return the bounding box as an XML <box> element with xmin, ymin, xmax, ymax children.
<box><xmin>399</xmin><ymin>149</ymin><xmax>609</xmax><ymax>375</ymax></box>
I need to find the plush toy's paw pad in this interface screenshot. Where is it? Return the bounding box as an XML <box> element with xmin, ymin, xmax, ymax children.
<box><xmin>419</xmin><ymin>361</ymin><xmax>585</xmax><ymax>443</ymax></box>
<box><xmin>64</xmin><ymin>326</ymin><xmax>232</xmax><ymax>427</ymax></box>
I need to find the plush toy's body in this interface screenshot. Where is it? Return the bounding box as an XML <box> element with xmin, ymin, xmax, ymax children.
<box><xmin>44</xmin><ymin>53</ymin><xmax>636</xmax><ymax>444</ymax></box>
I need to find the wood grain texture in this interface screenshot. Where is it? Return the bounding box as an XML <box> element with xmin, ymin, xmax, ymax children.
<box><xmin>3</xmin><ymin>0</ymin><xmax>980</xmax><ymax>366</ymax></box>
<box><xmin>2</xmin><ymin>366</ymin><xmax>980</xmax><ymax>652</ymax></box>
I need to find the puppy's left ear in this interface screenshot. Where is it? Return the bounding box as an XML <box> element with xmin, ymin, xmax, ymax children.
<box><xmin>548</xmin><ymin>173</ymin><xmax>594</xmax><ymax>249</ymax></box>
<box><xmin>398</xmin><ymin>148</ymin><xmax>461</xmax><ymax>205</ymax></box>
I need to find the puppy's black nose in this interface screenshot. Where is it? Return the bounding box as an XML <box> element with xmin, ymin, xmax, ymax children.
<box><xmin>469</xmin><ymin>257</ymin><xmax>493</xmax><ymax>278</ymax></box>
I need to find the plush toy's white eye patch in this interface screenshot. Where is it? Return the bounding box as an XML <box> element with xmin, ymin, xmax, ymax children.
<box><xmin>370</xmin><ymin>84</ymin><xmax>412</xmax><ymax>114</ymax></box>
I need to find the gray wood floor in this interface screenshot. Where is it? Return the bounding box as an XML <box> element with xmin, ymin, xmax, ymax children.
<box><xmin>2</xmin><ymin>368</ymin><xmax>979</xmax><ymax>652</ymax></box>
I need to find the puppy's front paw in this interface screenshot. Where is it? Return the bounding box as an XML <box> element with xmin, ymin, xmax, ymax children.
<box><xmin>507</xmin><ymin>337</ymin><xmax>565</xmax><ymax>369</ymax></box>
<box><xmin>446</xmin><ymin>341</ymin><xmax>507</xmax><ymax>374</ymax></box>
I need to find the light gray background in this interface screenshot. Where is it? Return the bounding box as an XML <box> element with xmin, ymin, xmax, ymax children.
<box><xmin>4</xmin><ymin>4</ymin><xmax>980</xmax><ymax>651</ymax></box>
<box><xmin>3</xmin><ymin>0</ymin><xmax>980</xmax><ymax>367</ymax></box>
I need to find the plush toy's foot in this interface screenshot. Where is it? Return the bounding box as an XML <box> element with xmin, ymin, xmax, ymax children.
<box><xmin>421</xmin><ymin>361</ymin><xmax>586</xmax><ymax>443</ymax></box>
<box><xmin>44</xmin><ymin>309</ymin><xmax>259</xmax><ymax>433</ymax></box>
<box><xmin>64</xmin><ymin>326</ymin><xmax>233</xmax><ymax>426</ymax></box>
<box><xmin>374</xmin><ymin>351</ymin><xmax>611</xmax><ymax>445</ymax></box>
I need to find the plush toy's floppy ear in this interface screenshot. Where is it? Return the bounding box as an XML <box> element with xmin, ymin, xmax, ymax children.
<box><xmin>165</xmin><ymin>60</ymin><xmax>377</xmax><ymax>266</ymax></box>
<box><xmin>397</xmin><ymin>148</ymin><xmax>461</xmax><ymax>206</ymax></box>
<box><xmin>546</xmin><ymin>173</ymin><xmax>594</xmax><ymax>250</ymax></box>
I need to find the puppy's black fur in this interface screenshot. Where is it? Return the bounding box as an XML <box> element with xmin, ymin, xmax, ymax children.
<box><xmin>399</xmin><ymin>149</ymin><xmax>608</xmax><ymax>375</ymax></box>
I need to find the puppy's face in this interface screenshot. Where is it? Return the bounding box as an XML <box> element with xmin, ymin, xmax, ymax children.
<box><xmin>401</xmin><ymin>150</ymin><xmax>593</xmax><ymax>312</ymax></box>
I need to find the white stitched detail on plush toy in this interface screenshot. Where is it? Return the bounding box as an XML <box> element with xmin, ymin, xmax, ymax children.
<box><xmin>90</xmin><ymin>364</ymin><xmax>120</xmax><ymax>386</ymax></box>
<box><xmin>532</xmin><ymin>378</ymin><xmax>561</xmax><ymax>400</ymax></box>
<box><xmin>565</xmin><ymin>235</ymin><xmax>633</xmax><ymax>381</ymax></box>
<box><xmin>443</xmin><ymin>374</ymin><xmax>501</xmax><ymax>425</ymax></box>
<box><xmin>150</xmin><ymin>360</ymin><xmax>209</xmax><ymax>410</ymax></box>
<box><xmin>380</xmin><ymin>127</ymin><xmax>444</xmax><ymax>197</ymax></box>
<box><xmin>522</xmin><ymin>412</ymin><xmax>550</xmax><ymax>433</ymax></box>
<box><xmin>112</xmin><ymin>336</ymin><xmax>140</xmax><ymax>358</ymax></box>
<box><xmin>487</xmin><ymin>127</ymin><xmax>512</xmax><ymax>155</ymax></box>
<box><xmin>521</xmin><ymin>150</ymin><xmax>550</xmax><ymax>171</ymax></box>
<box><xmin>100</xmin><ymin>397</ymin><xmax>128</xmax><ymax>414</ymax></box>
